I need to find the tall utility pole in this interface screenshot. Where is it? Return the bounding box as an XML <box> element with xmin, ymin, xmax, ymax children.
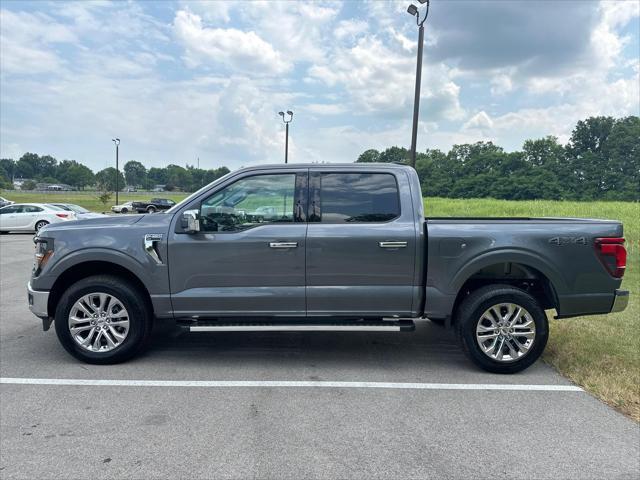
<box><xmin>407</xmin><ymin>0</ymin><xmax>430</xmax><ymax>168</ymax></box>
<box><xmin>112</xmin><ymin>138</ymin><xmax>120</xmax><ymax>204</ymax></box>
<box><xmin>278</xmin><ymin>110</ymin><xmax>294</xmax><ymax>163</ymax></box>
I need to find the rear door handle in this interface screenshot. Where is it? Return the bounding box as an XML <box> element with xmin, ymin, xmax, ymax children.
<box><xmin>379</xmin><ymin>241</ymin><xmax>407</xmax><ymax>248</ymax></box>
<box><xmin>269</xmin><ymin>242</ymin><xmax>298</xmax><ymax>249</ymax></box>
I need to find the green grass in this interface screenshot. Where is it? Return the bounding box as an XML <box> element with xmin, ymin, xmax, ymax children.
<box><xmin>3</xmin><ymin>190</ymin><xmax>638</xmax><ymax>418</ymax></box>
<box><xmin>0</xmin><ymin>190</ymin><xmax>189</xmax><ymax>212</ymax></box>
<box><xmin>425</xmin><ymin>197</ymin><xmax>640</xmax><ymax>421</ymax></box>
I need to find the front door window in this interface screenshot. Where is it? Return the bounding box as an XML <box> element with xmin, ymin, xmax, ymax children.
<box><xmin>199</xmin><ymin>174</ymin><xmax>296</xmax><ymax>232</ymax></box>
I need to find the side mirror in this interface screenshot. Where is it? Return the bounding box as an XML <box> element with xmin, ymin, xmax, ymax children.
<box><xmin>182</xmin><ymin>209</ymin><xmax>200</xmax><ymax>233</ymax></box>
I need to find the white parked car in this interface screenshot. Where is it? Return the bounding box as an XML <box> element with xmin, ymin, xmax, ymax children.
<box><xmin>50</xmin><ymin>203</ymin><xmax>105</xmax><ymax>219</ymax></box>
<box><xmin>0</xmin><ymin>203</ymin><xmax>76</xmax><ymax>233</ymax></box>
<box><xmin>0</xmin><ymin>196</ymin><xmax>13</xmax><ymax>208</ymax></box>
<box><xmin>111</xmin><ymin>201</ymin><xmax>134</xmax><ymax>214</ymax></box>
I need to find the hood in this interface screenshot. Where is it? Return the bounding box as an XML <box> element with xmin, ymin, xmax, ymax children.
<box><xmin>40</xmin><ymin>212</ymin><xmax>173</xmax><ymax>234</ymax></box>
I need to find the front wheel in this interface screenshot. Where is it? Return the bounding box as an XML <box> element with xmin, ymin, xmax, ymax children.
<box><xmin>120</xmin><ymin>207</ymin><xmax>128</xmax><ymax>214</ymax></box>
<box><xmin>455</xmin><ymin>285</ymin><xmax>548</xmax><ymax>374</ymax></box>
<box><xmin>146</xmin><ymin>206</ymin><xmax>156</xmax><ymax>213</ymax></box>
<box><xmin>54</xmin><ymin>275</ymin><xmax>152</xmax><ymax>364</ymax></box>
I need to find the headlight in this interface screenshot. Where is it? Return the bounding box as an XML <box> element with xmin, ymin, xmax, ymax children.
<box><xmin>33</xmin><ymin>237</ymin><xmax>54</xmax><ymax>275</ymax></box>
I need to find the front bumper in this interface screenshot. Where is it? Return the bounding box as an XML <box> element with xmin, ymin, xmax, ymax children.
<box><xmin>611</xmin><ymin>289</ymin><xmax>629</xmax><ymax>313</ymax></box>
<box><xmin>27</xmin><ymin>281</ymin><xmax>49</xmax><ymax>318</ymax></box>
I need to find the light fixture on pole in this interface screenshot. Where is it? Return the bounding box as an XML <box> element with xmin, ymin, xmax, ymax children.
<box><xmin>278</xmin><ymin>110</ymin><xmax>294</xmax><ymax>164</ymax></box>
<box><xmin>407</xmin><ymin>0</ymin><xmax>430</xmax><ymax>168</ymax></box>
<box><xmin>111</xmin><ymin>138</ymin><xmax>120</xmax><ymax>204</ymax></box>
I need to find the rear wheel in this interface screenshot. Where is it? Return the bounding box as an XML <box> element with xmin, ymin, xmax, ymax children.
<box><xmin>146</xmin><ymin>206</ymin><xmax>156</xmax><ymax>213</ymax></box>
<box><xmin>34</xmin><ymin>220</ymin><xmax>49</xmax><ymax>233</ymax></box>
<box><xmin>54</xmin><ymin>275</ymin><xmax>152</xmax><ymax>364</ymax></box>
<box><xmin>121</xmin><ymin>207</ymin><xmax>128</xmax><ymax>214</ymax></box>
<box><xmin>455</xmin><ymin>285</ymin><xmax>548</xmax><ymax>374</ymax></box>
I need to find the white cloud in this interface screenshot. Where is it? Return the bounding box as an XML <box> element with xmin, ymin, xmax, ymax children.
<box><xmin>305</xmin><ymin>103</ymin><xmax>348</xmax><ymax>115</ymax></box>
<box><xmin>335</xmin><ymin>19</ymin><xmax>368</xmax><ymax>41</ymax></box>
<box><xmin>490</xmin><ymin>74</ymin><xmax>514</xmax><ymax>96</ymax></box>
<box><xmin>173</xmin><ymin>10</ymin><xmax>290</xmax><ymax>75</ymax></box>
<box><xmin>463</xmin><ymin>111</ymin><xmax>494</xmax><ymax>132</ymax></box>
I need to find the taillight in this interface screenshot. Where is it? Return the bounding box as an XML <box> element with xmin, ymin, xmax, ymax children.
<box><xmin>55</xmin><ymin>213</ymin><xmax>70</xmax><ymax>218</ymax></box>
<box><xmin>595</xmin><ymin>237</ymin><xmax>626</xmax><ymax>278</ymax></box>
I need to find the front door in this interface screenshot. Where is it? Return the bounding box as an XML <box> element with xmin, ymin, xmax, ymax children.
<box><xmin>168</xmin><ymin>170</ymin><xmax>308</xmax><ymax>318</ymax></box>
<box><xmin>305</xmin><ymin>170</ymin><xmax>417</xmax><ymax>317</ymax></box>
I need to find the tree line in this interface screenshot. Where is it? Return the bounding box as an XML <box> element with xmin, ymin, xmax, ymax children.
<box><xmin>0</xmin><ymin>154</ymin><xmax>230</xmax><ymax>193</ymax></box>
<box><xmin>1</xmin><ymin>115</ymin><xmax>637</xmax><ymax>200</ymax></box>
<box><xmin>358</xmin><ymin>116</ymin><xmax>639</xmax><ymax>201</ymax></box>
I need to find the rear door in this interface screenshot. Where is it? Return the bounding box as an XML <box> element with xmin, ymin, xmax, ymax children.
<box><xmin>305</xmin><ymin>169</ymin><xmax>417</xmax><ymax>317</ymax></box>
<box><xmin>21</xmin><ymin>205</ymin><xmax>45</xmax><ymax>229</ymax></box>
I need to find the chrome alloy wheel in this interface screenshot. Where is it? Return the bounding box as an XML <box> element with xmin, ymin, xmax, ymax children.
<box><xmin>475</xmin><ymin>303</ymin><xmax>536</xmax><ymax>363</ymax></box>
<box><xmin>68</xmin><ymin>293</ymin><xmax>130</xmax><ymax>352</ymax></box>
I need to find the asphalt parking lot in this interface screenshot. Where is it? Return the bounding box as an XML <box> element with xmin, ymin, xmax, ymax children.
<box><xmin>1</xmin><ymin>234</ymin><xmax>639</xmax><ymax>479</ymax></box>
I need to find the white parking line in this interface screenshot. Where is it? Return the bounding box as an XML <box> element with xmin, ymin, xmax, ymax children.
<box><xmin>0</xmin><ymin>377</ymin><xmax>583</xmax><ymax>391</ymax></box>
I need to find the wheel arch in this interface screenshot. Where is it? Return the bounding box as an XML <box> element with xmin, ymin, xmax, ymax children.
<box><xmin>448</xmin><ymin>250</ymin><xmax>563</xmax><ymax>326</ymax></box>
<box><xmin>47</xmin><ymin>260</ymin><xmax>153</xmax><ymax>318</ymax></box>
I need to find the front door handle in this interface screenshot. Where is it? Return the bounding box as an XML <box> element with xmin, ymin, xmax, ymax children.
<box><xmin>269</xmin><ymin>242</ymin><xmax>298</xmax><ymax>249</ymax></box>
<box><xmin>379</xmin><ymin>241</ymin><xmax>407</xmax><ymax>248</ymax></box>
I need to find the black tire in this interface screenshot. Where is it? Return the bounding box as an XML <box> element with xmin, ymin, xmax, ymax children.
<box><xmin>121</xmin><ymin>207</ymin><xmax>128</xmax><ymax>214</ymax></box>
<box><xmin>34</xmin><ymin>220</ymin><xmax>49</xmax><ymax>233</ymax></box>
<box><xmin>54</xmin><ymin>275</ymin><xmax>152</xmax><ymax>364</ymax></box>
<box><xmin>146</xmin><ymin>206</ymin><xmax>156</xmax><ymax>213</ymax></box>
<box><xmin>455</xmin><ymin>284</ymin><xmax>548</xmax><ymax>374</ymax></box>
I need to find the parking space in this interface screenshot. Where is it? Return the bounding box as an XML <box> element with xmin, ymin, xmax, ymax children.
<box><xmin>1</xmin><ymin>234</ymin><xmax>638</xmax><ymax>479</ymax></box>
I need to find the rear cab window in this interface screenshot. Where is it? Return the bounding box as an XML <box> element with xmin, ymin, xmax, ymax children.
<box><xmin>311</xmin><ymin>172</ymin><xmax>400</xmax><ymax>223</ymax></box>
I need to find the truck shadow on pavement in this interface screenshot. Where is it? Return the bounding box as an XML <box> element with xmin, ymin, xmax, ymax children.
<box><xmin>142</xmin><ymin>320</ymin><xmax>553</xmax><ymax>380</ymax></box>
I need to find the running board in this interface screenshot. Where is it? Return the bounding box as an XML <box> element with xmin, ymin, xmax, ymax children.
<box><xmin>183</xmin><ymin>319</ymin><xmax>415</xmax><ymax>333</ymax></box>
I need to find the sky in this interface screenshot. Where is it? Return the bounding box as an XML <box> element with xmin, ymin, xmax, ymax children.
<box><xmin>1</xmin><ymin>0</ymin><xmax>639</xmax><ymax>172</ymax></box>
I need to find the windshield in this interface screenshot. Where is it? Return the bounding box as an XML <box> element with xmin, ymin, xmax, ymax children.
<box><xmin>45</xmin><ymin>204</ymin><xmax>66</xmax><ymax>211</ymax></box>
<box><xmin>166</xmin><ymin>170</ymin><xmax>235</xmax><ymax>213</ymax></box>
<box><xmin>67</xmin><ymin>204</ymin><xmax>89</xmax><ymax>213</ymax></box>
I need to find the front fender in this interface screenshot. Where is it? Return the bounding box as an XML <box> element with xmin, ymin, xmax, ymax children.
<box><xmin>35</xmin><ymin>247</ymin><xmax>168</xmax><ymax>296</ymax></box>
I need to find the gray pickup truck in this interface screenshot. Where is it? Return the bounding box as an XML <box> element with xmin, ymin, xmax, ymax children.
<box><xmin>27</xmin><ymin>163</ymin><xmax>629</xmax><ymax>373</ymax></box>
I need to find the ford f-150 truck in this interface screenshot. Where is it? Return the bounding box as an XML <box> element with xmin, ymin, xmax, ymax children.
<box><xmin>27</xmin><ymin>164</ymin><xmax>629</xmax><ymax>373</ymax></box>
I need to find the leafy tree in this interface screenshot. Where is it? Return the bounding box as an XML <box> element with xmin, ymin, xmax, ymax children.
<box><xmin>97</xmin><ymin>190</ymin><xmax>113</xmax><ymax>208</ymax></box>
<box><xmin>166</xmin><ymin>164</ymin><xmax>190</xmax><ymax>191</ymax></box>
<box><xmin>95</xmin><ymin>167</ymin><xmax>125</xmax><ymax>192</ymax></box>
<box><xmin>57</xmin><ymin>160</ymin><xmax>94</xmax><ymax>189</ymax></box>
<box><xmin>357</xmin><ymin>149</ymin><xmax>381</xmax><ymax>163</ymax></box>
<box><xmin>0</xmin><ymin>159</ymin><xmax>15</xmax><ymax>180</ymax></box>
<box><xmin>0</xmin><ymin>166</ymin><xmax>13</xmax><ymax>189</ymax></box>
<box><xmin>147</xmin><ymin>167</ymin><xmax>168</xmax><ymax>189</ymax></box>
<box><xmin>124</xmin><ymin>160</ymin><xmax>147</xmax><ymax>187</ymax></box>
<box><xmin>379</xmin><ymin>146</ymin><xmax>409</xmax><ymax>164</ymax></box>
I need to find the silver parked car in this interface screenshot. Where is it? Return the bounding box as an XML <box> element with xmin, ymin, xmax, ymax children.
<box><xmin>0</xmin><ymin>203</ymin><xmax>76</xmax><ymax>233</ymax></box>
<box><xmin>0</xmin><ymin>196</ymin><xmax>13</xmax><ymax>208</ymax></box>
<box><xmin>50</xmin><ymin>203</ymin><xmax>105</xmax><ymax>219</ymax></box>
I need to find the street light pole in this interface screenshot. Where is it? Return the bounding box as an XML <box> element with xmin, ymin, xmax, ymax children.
<box><xmin>112</xmin><ymin>138</ymin><xmax>120</xmax><ymax>204</ymax></box>
<box><xmin>407</xmin><ymin>0</ymin><xmax>430</xmax><ymax>168</ymax></box>
<box><xmin>278</xmin><ymin>110</ymin><xmax>294</xmax><ymax>163</ymax></box>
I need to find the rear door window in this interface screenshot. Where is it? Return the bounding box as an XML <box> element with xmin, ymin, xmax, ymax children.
<box><xmin>315</xmin><ymin>173</ymin><xmax>400</xmax><ymax>223</ymax></box>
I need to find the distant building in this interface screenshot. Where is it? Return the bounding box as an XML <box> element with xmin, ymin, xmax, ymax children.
<box><xmin>36</xmin><ymin>183</ymin><xmax>74</xmax><ymax>191</ymax></box>
<box><xmin>13</xmin><ymin>178</ymin><xmax>34</xmax><ymax>189</ymax></box>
